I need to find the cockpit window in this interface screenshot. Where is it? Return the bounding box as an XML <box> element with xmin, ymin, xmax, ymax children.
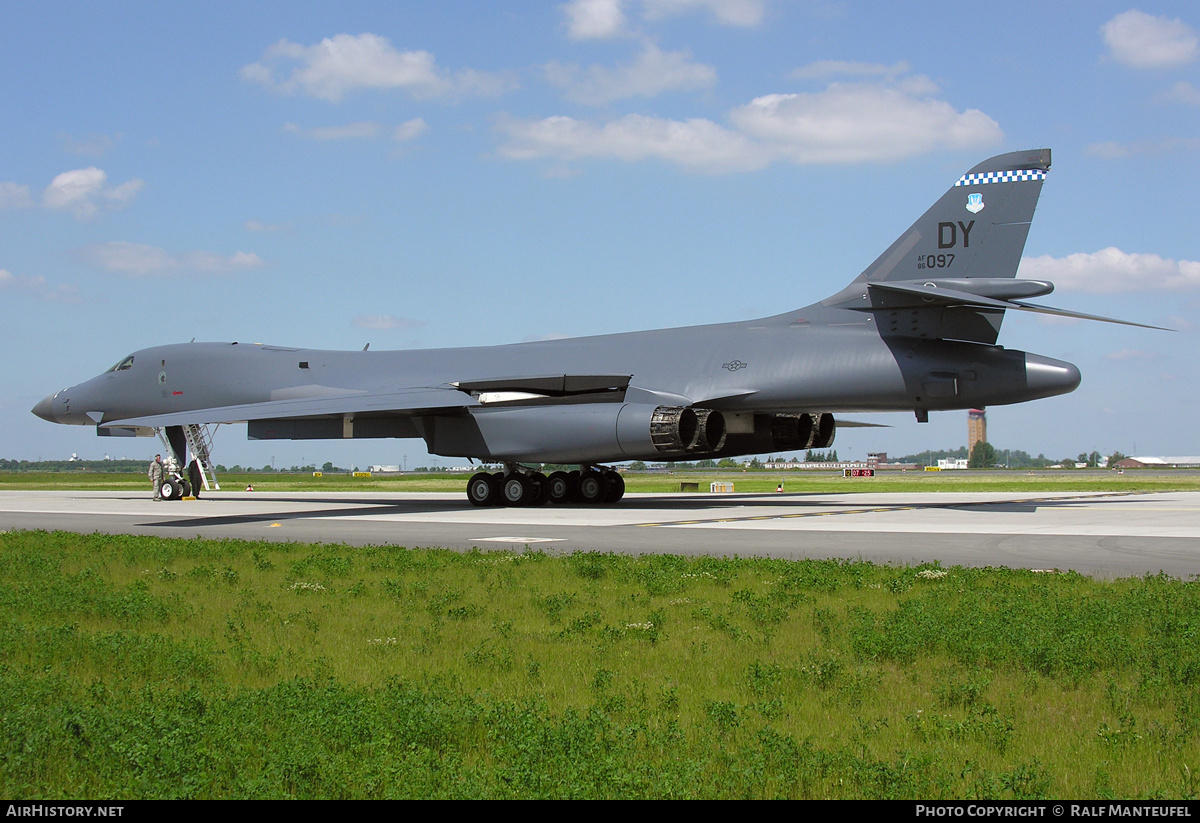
<box><xmin>106</xmin><ymin>355</ymin><xmax>135</xmax><ymax>373</ymax></box>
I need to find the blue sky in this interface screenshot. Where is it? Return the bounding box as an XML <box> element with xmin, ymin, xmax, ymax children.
<box><xmin>3</xmin><ymin>1</ymin><xmax>1197</xmax><ymax>468</ymax></box>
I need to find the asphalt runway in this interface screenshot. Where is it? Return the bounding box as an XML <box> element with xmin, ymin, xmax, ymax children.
<box><xmin>2</xmin><ymin>488</ymin><xmax>1198</xmax><ymax>578</ymax></box>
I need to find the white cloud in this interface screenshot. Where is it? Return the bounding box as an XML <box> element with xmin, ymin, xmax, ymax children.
<box><xmin>1019</xmin><ymin>247</ymin><xmax>1200</xmax><ymax>293</ymax></box>
<box><xmin>80</xmin><ymin>241</ymin><xmax>267</xmax><ymax>277</ymax></box>
<box><xmin>497</xmin><ymin>113</ymin><xmax>768</xmax><ymax>173</ymax></box>
<box><xmin>500</xmin><ymin>74</ymin><xmax>1001</xmax><ymax>172</ymax></box>
<box><xmin>729</xmin><ymin>84</ymin><xmax>1001</xmax><ymax>164</ymax></box>
<box><xmin>105</xmin><ymin>178</ymin><xmax>145</xmax><ymax>205</ymax></box>
<box><xmin>545</xmin><ymin>42</ymin><xmax>716</xmax><ymax>104</ymax></box>
<box><xmin>0</xmin><ymin>269</ymin><xmax>82</xmax><ymax>303</ymax></box>
<box><xmin>393</xmin><ymin>117</ymin><xmax>429</xmax><ymax>142</ymax></box>
<box><xmin>42</xmin><ymin>167</ymin><xmax>144</xmax><ymax>218</ymax></box>
<box><xmin>60</xmin><ymin>132</ymin><xmax>119</xmax><ymax>156</ymax></box>
<box><xmin>0</xmin><ymin>182</ymin><xmax>33</xmax><ymax>209</ymax></box>
<box><xmin>641</xmin><ymin>0</ymin><xmax>767</xmax><ymax>27</ymax></box>
<box><xmin>284</xmin><ymin>121</ymin><xmax>383</xmax><ymax>141</ymax></box>
<box><xmin>242</xmin><ymin>33</ymin><xmax>515</xmax><ymax>102</ymax></box>
<box><xmin>563</xmin><ymin>0</ymin><xmax>628</xmax><ymax>39</ymax></box>
<box><xmin>1160</xmin><ymin>80</ymin><xmax>1200</xmax><ymax>105</ymax></box>
<box><xmin>1101</xmin><ymin>10</ymin><xmax>1198</xmax><ymax>68</ymax></box>
<box><xmin>561</xmin><ymin>0</ymin><xmax>766</xmax><ymax>39</ymax></box>
<box><xmin>43</xmin><ymin>168</ymin><xmax>105</xmax><ymax>216</ymax></box>
<box><xmin>1163</xmin><ymin>314</ymin><xmax>1193</xmax><ymax>332</ymax></box>
<box><xmin>353</xmin><ymin>315</ymin><xmax>426</xmax><ymax>331</ymax></box>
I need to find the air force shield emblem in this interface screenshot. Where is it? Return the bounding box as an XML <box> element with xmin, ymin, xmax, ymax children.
<box><xmin>965</xmin><ymin>192</ymin><xmax>984</xmax><ymax>214</ymax></box>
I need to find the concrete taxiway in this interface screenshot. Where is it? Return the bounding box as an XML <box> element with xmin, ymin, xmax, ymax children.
<box><xmin>2</xmin><ymin>489</ymin><xmax>1198</xmax><ymax>578</ymax></box>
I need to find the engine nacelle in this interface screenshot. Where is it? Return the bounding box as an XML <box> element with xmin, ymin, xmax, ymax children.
<box><xmin>649</xmin><ymin>406</ymin><xmax>726</xmax><ymax>454</ymax></box>
<box><xmin>691</xmin><ymin>411</ymin><xmax>836</xmax><ymax>460</ymax></box>
<box><xmin>423</xmin><ymin>403</ymin><xmax>727</xmax><ymax>464</ymax></box>
<box><xmin>808</xmin><ymin>412</ymin><xmax>836</xmax><ymax>449</ymax></box>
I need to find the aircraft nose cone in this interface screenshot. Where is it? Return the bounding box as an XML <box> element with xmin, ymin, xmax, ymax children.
<box><xmin>32</xmin><ymin>394</ymin><xmax>56</xmax><ymax>422</ymax></box>
<box><xmin>1025</xmin><ymin>354</ymin><xmax>1081</xmax><ymax>398</ymax></box>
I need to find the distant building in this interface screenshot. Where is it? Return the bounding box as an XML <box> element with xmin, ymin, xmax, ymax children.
<box><xmin>762</xmin><ymin>454</ymin><xmax>919</xmax><ymax>471</ymax></box>
<box><xmin>968</xmin><ymin>409</ymin><xmax>987</xmax><ymax>455</ymax></box>
<box><xmin>1116</xmin><ymin>456</ymin><xmax>1200</xmax><ymax>469</ymax></box>
<box><xmin>866</xmin><ymin>452</ymin><xmax>921</xmax><ymax>471</ymax></box>
<box><xmin>939</xmin><ymin>458</ymin><xmax>969</xmax><ymax>470</ymax></box>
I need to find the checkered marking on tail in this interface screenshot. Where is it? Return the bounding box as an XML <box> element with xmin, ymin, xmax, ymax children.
<box><xmin>954</xmin><ymin>169</ymin><xmax>1047</xmax><ymax>187</ymax></box>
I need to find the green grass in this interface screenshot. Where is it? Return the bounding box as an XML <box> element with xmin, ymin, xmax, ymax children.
<box><xmin>4</xmin><ymin>468</ymin><xmax>1199</xmax><ymax>494</ymax></box>
<box><xmin>1</xmin><ymin>530</ymin><xmax>1198</xmax><ymax>798</ymax></box>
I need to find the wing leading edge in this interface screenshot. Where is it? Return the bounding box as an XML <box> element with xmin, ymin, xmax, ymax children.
<box><xmin>101</xmin><ymin>373</ymin><xmax>639</xmax><ymax>430</ymax></box>
<box><xmin>102</xmin><ymin>385</ymin><xmax>475</xmax><ymax>429</ymax></box>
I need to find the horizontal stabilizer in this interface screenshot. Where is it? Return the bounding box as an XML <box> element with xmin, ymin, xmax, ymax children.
<box><xmin>1003</xmin><ymin>301</ymin><xmax>1171</xmax><ymax>330</ymax></box>
<box><xmin>863</xmin><ymin>280</ymin><xmax>1169</xmax><ymax>331</ymax></box>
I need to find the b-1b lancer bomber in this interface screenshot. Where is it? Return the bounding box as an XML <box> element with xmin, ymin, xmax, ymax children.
<box><xmin>33</xmin><ymin>150</ymin><xmax>1154</xmax><ymax>506</ymax></box>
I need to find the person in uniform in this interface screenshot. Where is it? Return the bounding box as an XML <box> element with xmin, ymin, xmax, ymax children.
<box><xmin>149</xmin><ymin>454</ymin><xmax>164</xmax><ymax>501</ymax></box>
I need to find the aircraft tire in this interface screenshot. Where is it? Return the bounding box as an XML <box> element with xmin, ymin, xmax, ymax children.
<box><xmin>180</xmin><ymin>480</ymin><xmax>192</xmax><ymax>498</ymax></box>
<box><xmin>467</xmin><ymin>472</ymin><xmax>497</xmax><ymax>507</ymax></box>
<box><xmin>603</xmin><ymin>471</ymin><xmax>625</xmax><ymax>503</ymax></box>
<box><xmin>502</xmin><ymin>473</ymin><xmax>533</xmax><ymax>506</ymax></box>
<box><xmin>161</xmin><ymin>480</ymin><xmax>177</xmax><ymax>501</ymax></box>
<box><xmin>577</xmin><ymin>469</ymin><xmax>609</xmax><ymax>504</ymax></box>
<box><xmin>529</xmin><ymin>472</ymin><xmax>549</xmax><ymax>505</ymax></box>
<box><xmin>546</xmin><ymin>471</ymin><xmax>574</xmax><ymax>504</ymax></box>
<box><xmin>490</xmin><ymin>472</ymin><xmax>506</xmax><ymax>506</ymax></box>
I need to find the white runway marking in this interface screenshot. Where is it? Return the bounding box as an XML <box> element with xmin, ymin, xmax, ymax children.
<box><xmin>470</xmin><ymin>536</ymin><xmax>566</xmax><ymax>543</ymax></box>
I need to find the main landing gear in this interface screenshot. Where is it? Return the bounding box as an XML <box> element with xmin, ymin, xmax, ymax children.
<box><xmin>466</xmin><ymin>465</ymin><xmax>626</xmax><ymax>507</ymax></box>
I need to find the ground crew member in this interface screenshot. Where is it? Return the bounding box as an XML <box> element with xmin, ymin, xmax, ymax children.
<box><xmin>149</xmin><ymin>454</ymin><xmax>164</xmax><ymax>500</ymax></box>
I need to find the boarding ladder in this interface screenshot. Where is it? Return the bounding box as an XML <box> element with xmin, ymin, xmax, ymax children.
<box><xmin>153</xmin><ymin>424</ymin><xmax>220</xmax><ymax>491</ymax></box>
<box><xmin>183</xmin><ymin>424</ymin><xmax>221</xmax><ymax>491</ymax></box>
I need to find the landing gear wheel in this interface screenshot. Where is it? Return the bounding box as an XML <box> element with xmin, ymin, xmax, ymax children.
<box><xmin>529</xmin><ymin>472</ymin><xmax>549</xmax><ymax>506</ymax></box>
<box><xmin>603</xmin><ymin>471</ymin><xmax>625</xmax><ymax>503</ymax></box>
<box><xmin>160</xmin><ymin>480</ymin><xmax>178</xmax><ymax>501</ymax></box>
<box><xmin>502</xmin><ymin>473</ymin><xmax>534</xmax><ymax>506</ymax></box>
<box><xmin>547</xmin><ymin>471</ymin><xmax>574</xmax><ymax>504</ymax></box>
<box><xmin>467</xmin><ymin>472</ymin><xmax>498</xmax><ymax>507</ymax></box>
<box><xmin>577</xmin><ymin>469</ymin><xmax>609</xmax><ymax>504</ymax></box>
<box><xmin>180</xmin><ymin>480</ymin><xmax>192</xmax><ymax>498</ymax></box>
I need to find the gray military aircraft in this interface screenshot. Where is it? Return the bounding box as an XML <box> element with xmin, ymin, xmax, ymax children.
<box><xmin>33</xmin><ymin>149</ymin><xmax>1155</xmax><ymax>506</ymax></box>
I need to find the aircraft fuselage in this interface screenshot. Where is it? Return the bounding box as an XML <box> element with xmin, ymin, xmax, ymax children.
<box><xmin>34</xmin><ymin>301</ymin><xmax>1080</xmax><ymax>460</ymax></box>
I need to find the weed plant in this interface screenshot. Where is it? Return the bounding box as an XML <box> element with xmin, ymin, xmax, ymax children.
<box><xmin>1</xmin><ymin>530</ymin><xmax>1197</xmax><ymax>799</ymax></box>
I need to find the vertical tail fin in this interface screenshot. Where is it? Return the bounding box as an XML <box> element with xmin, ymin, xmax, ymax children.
<box><xmin>856</xmin><ymin>149</ymin><xmax>1051</xmax><ymax>284</ymax></box>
